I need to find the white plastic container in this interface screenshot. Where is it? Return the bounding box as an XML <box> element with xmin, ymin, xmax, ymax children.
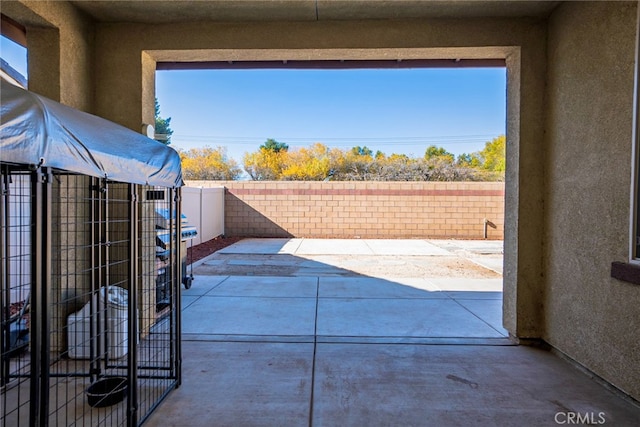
<box><xmin>67</xmin><ymin>286</ymin><xmax>129</xmax><ymax>360</ymax></box>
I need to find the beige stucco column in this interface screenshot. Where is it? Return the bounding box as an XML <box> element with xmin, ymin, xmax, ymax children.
<box><xmin>503</xmin><ymin>40</ymin><xmax>547</xmax><ymax>340</ymax></box>
<box><xmin>92</xmin><ymin>43</ymin><xmax>156</xmax><ymax>132</ymax></box>
<box><xmin>26</xmin><ymin>27</ymin><xmax>61</xmax><ymax>101</ymax></box>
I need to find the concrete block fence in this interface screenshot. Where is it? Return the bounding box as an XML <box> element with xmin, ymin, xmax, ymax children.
<box><xmin>185</xmin><ymin>181</ymin><xmax>504</xmax><ymax>240</ymax></box>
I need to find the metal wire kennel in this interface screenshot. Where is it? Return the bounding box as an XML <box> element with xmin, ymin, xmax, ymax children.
<box><xmin>1</xmin><ymin>81</ymin><xmax>184</xmax><ymax>426</ymax></box>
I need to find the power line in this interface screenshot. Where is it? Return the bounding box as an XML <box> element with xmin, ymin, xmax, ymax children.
<box><xmin>171</xmin><ymin>134</ymin><xmax>499</xmax><ymax>147</ymax></box>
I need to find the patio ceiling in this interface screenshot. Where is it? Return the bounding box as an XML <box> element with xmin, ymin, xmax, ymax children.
<box><xmin>69</xmin><ymin>0</ymin><xmax>561</xmax><ymax>24</ymax></box>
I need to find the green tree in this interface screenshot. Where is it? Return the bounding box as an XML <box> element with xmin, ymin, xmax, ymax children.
<box><xmin>350</xmin><ymin>146</ymin><xmax>373</xmax><ymax>157</ymax></box>
<box><xmin>456</xmin><ymin>152</ymin><xmax>482</xmax><ymax>168</ymax></box>
<box><xmin>424</xmin><ymin>145</ymin><xmax>454</xmax><ymax>163</ymax></box>
<box><xmin>154</xmin><ymin>98</ymin><xmax>173</xmax><ymax>145</ymax></box>
<box><xmin>261</xmin><ymin>138</ymin><xmax>289</xmax><ymax>153</ymax></box>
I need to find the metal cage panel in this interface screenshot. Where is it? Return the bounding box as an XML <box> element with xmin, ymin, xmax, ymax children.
<box><xmin>1</xmin><ymin>166</ymin><xmax>182</xmax><ymax>426</ymax></box>
<box><xmin>1</xmin><ymin>168</ymin><xmax>34</xmax><ymax>425</ymax></box>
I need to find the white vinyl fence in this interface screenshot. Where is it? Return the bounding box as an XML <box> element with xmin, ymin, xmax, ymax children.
<box><xmin>181</xmin><ymin>186</ymin><xmax>225</xmax><ymax>245</ymax></box>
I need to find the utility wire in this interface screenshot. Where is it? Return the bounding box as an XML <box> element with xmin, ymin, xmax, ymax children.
<box><xmin>171</xmin><ymin>134</ymin><xmax>499</xmax><ymax>146</ymax></box>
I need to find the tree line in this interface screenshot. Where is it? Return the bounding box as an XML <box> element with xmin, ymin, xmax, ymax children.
<box><xmin>156</xmin><ymin>100</ymin><xmax>504</xmax><ymax>182</ymax></box>
<box><xmin>178</xmin><ymin>135</ymin><xmax>505</xmax><ymax>182</ymax></box>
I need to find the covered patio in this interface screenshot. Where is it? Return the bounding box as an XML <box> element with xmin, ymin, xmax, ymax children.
<box><xmin>2</xmin><ymin>1</ymin><xmax>640</xmax><ymax>424</ymax></box>
<box><xmin>146</xmin><ymin>238</ymin><xmax>640</xmax><ymax>426</ymax></box>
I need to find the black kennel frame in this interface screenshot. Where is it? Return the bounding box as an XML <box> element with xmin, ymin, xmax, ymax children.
<box><xmin>1</xmin><ymin>81</ymin><xmax>184</xmax><ymax>426</ymax></box>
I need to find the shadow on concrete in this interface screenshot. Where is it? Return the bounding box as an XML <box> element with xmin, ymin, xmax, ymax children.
<box><xmin>144</xmin><ymin>238</ymin><xmax>640</xmax><ymax>427</ymax></box>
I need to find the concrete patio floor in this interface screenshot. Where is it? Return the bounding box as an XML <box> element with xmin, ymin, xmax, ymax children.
<box><xmin>145</xmin><ymin>239</ymin><xmax>640</xmax><ymax>426</ymax></box>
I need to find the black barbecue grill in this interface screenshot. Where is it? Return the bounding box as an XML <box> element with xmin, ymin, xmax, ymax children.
<box><xmin>155</xmin><ymin>209</ymin><xmax>198</xmax><ymax>310</ymax></box>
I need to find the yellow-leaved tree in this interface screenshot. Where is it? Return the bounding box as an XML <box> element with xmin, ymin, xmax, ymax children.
<box><xmin>243</xmin><ymin>147</ymin><xmax>287</xmax><ymax>180</ymax></box>
<box><xmin>479</xmin><ymin>135</ymin><xmax>506</xmax><ymax>172</ymax></box>
<box><xmin>180</xmin><ymin>146</ymin><xmax>243</xmax><ymax>180</ymax></box>
<box><xmin>281</xmin><ymin>143</ymin><xmax>332</xmax><ymax>181</ymax></box>
<box><xmin>240</xmin><ymin>137</ymin><xmax>505</xmax><ymax>181</ymax></box>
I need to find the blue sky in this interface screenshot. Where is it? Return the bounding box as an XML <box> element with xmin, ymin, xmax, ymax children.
<box><xmin>0</xmin><ymin>36</ymin><xmax>27</xmax><ymax>76</ymax></box>
<box><xmin>156</xmin><ymin>67</ymin><xmax>505</xmax><ymax>162</ymax></box>
<box><xmin>1</xmin><ymin>35</ymin><xmax>506</xmax><ymax>164</ymax></box>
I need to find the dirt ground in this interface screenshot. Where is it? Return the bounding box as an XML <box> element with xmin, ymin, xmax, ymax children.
<box><xmin>193</xmin><ymin>252</ymin><xmax>501</xmax><ymax>279</ymax></box>
<box><xmin>188</xmin><ymin>237</ymin><xmax>502</xmax><ymax>278</ymax></box>
<box><xmin>186</xmin><ymin>236</ymin><xmax>244</xmax><ymax>263</ymax></box>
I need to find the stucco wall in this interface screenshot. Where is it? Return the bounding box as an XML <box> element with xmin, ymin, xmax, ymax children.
<box><xmin>188</xmin><ymin>181</ymin><xmax>504</xmax><ymax>239</ymax></box>
<box><xmin>545</xmin><ymin>1</ymin><xmax>639</xmax><ymax>399</ymax></box>
<box><xmin>3</xmin><ymin>0</ymin><xmax>95</xmax><ymax>110</ymax></box>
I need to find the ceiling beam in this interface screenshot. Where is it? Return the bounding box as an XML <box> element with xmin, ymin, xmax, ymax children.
<box><xmin>157</xmin><ymin>58</ymin><xmax>506</xmax><ymax>71</ymax></box>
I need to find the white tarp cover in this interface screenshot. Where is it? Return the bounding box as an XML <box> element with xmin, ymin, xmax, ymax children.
<box><xmin>0</xmin><ymin>80</ymin><xmax>183</xmax><ymax>187</ymax></box>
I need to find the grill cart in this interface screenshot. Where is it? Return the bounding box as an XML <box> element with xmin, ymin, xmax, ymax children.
<box><xmin>155</xmin><ymin>208</ymin><xmax>198</xmax><ymax>299</ymax></box>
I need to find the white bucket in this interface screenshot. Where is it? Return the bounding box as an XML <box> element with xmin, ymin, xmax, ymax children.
<box><xmin>67</xmin><ymin>286</ymin><xmax>129</xmax><ymax>360</ymax></box>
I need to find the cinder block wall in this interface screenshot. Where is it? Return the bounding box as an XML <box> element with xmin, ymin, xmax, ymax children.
<box><xmin>187</xmin><ymin>181</ymin><xmax>504</xmax><ymax>240</ymax></box>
